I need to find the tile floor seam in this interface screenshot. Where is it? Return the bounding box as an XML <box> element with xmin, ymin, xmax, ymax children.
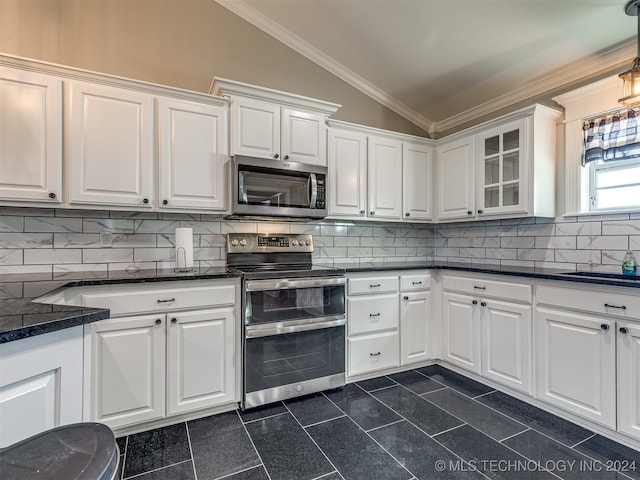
<box><xmin>570</xmin><ymin>432</ymin><xmax>597</xmax><ymax>448</ymax></box>
<box><xmin>365</xmin><ymin>418</ymin><xmax>405</xmax><ymax>433</ymax></box>
<box><xmin>299</xmin><ymin>413</ymin><xmax>347</xmax><ymax>429</ymax></box>
<box><xmin>234</xmin><ymin>409</ymin><xmax>273</xmax><ymax>480</ymax></box>
<box><xmin>122</xmin><ymin>459</ymin><xmax>193</xmax><ymax>480</ymax></box>
<box><xmin>499</xmin><ymin>427</ymin><xmax>532</xmax><ymax>443</ymax></box>
<box><xmin>404</xmin><ymin>370</ymin><xmax>448</xmax><ymax>390</ymax></box>
<box><xmin>473</xmin><ymin>389</ymin><xmax>498</xmax><ymax>399</ymax></box>
<box><xmin>241</xmin><ymin>410</ymin><xmax>289</xmax><ymax>425</ymax></box>
<box><xmin>183</xmin><ymin>421</ymin><xmax>198</xmax><ymax>480</ymax></box>
<box><xmin>310</xmin><ymin>471</ymin><xmax>342</xmax><ymax>480</ymax></box>
<box><xmin>417</xmin><ymin>385</ymin><xmax>449</xmax><ymax>396</ymax></box>
<box><xmin>281</xmin><ymin>402</ymin><xmax>343</xmax><ymax>479</ymax></box>
<box><xmin>214</xmin><ymin>465</ymin><xmax>266</xmax><ymax>480</ymax></box>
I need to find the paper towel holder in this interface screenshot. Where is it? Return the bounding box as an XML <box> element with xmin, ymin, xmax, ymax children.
<box><xmin>174</xmin><ymin>247</ymin><xmax>196</xmax><ymax>273</ymax></box>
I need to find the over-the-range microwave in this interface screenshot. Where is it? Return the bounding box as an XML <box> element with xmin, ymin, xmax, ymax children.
<box><xmin>230</xmin><ymin>155</ymin><xmax>327</xmax><ymax>219</ymax></box>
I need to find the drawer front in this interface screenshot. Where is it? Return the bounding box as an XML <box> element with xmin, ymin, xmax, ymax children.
<box><xmin>400</xmin><ymin>273</ymin><xmax>431</xmax><ymax>291</ymax></box>
<box><xmin>442</xmin><ymin>275</ymin><xmax>531</xmax><ymax>303</ymax></box>
<box><xmin>348</xmin><ymin>331</ymin><xmax>399</xmax><ymax>377</ymax></box>
<box><xmin>348</xmin><ymin>276</ymin><xmax>399</xmax><ymax>295</ymax></box>
<box><xmin>81</xmin><ymin>282</ymin><xmax>237</xmax><ymax>316</ymax></box>
<box><xmin>348</xmin><ymin>294</ymin><xmax>399</xmax><ymax>335</ymax></box>
<box><xmin>536</xmin><ymin>285</ymin><xmax>640</xmax><ymax>320</ymax></box>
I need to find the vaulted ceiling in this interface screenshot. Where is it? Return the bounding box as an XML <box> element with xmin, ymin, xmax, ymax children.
<box><xmin>216</xmin><ymin>0</ymin><xmax>636</xmax><ymax>136</ymax></box>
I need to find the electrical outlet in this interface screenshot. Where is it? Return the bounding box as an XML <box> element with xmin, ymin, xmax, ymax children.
<box><xmin>99</xmin><ymin>231</ymin><xmax>112</xmax><ymax>248</ymax></box>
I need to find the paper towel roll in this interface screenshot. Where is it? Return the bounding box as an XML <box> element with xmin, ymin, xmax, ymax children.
<box><xmin>175</xmin><ymin>228</ymin><xmax>194</xmax><ymax>269</ymax></box>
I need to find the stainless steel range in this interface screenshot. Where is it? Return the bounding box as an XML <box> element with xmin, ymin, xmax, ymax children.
<box><xmin>227</xmin><ymin>233</ymin><xmax>346</xmax><ymax>409</ymax></box>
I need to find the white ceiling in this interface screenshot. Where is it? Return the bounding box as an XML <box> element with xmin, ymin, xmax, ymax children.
<box><xmin>215</xmin><ymin>0</ymin><xmax>636</xmax><ymax>136</ymax></box>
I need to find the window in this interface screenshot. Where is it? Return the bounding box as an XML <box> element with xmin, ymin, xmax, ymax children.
<box><xmin>582</xmin><ymin>108</ymin><xmax>640</xmax><ymax>212</ymax></box>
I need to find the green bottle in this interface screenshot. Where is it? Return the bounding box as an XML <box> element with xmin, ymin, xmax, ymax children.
<box><xmin>622</xmin><ymin>250</ymin><xmax>637</xmax><ymax>276</ymax></box>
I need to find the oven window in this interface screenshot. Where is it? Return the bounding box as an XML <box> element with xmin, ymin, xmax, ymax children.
<box><xmin>238</xmin><ymin>167</ymin><xmax>310</xmax><ymax>208</ymax></box>
<box><xmin>245</xmin><ymin>326</ymin><xmax>345</xmax><ymax>394</ymax></box>
<box><xmin>246</xmin><ymin>284</ymin><xmax>344</xmax><ymax>325</ymax></box>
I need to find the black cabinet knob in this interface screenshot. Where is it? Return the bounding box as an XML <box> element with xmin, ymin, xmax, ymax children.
<box><xmin>477</xmin><ymin>209</ymin><xmax>483</xmax><ymax>214</ymax></box>
<box><xmin>274</xmin><ymin>153</ymin><xmax>280</xmax><ymax>159</ymax></box>
<box><xmin>155</xmin><ymin>319</ymin><xmax>162</xmax><ymax>326</ymax></box>
<box><xmin>283</xmin><ymin>155</ymin><xmax>289</xmax><ymax>160</ymax></box>
<box><xmin>480</xmin><ymin>301</ymin><xmax>487</xmax><ymax>307</ymax></box>
<box><xmin>472</xmin><ymin>300</ymin><xmax>478</xmax><ymax>305</ymax></box>
<box><xmin>370</xmin><ymin>211</ymin><xmax>375</xmax><ymax>215</ymax></box>
<box><xmin>48</xmin><ymin>192</ymin><xmax>56</xmax><ymax>199</ymax></box>
<box><xmin>600</xmin><ymin>324</ymin><xmax>609</xmax><ymax>331</ymax></box>
<box><xmin>620</xmin><ymin>327</ymin><xmax>629</xmax><ymax>335</ymax></box>
<box><xmin>403</xmin><ymin>296</ymin><xmax>409</xmax><ymax>300</ymax></box>
<box><xmin>467</xmin><ymin>210</ymin><xmax>473</xmax><ymax>215</ymax></box>
<box><xmin>163</xmin><ymin>200</ymin><xmax>168</xmax><ymax>205</ymax></box>
<box><xmin>405</xmin><ymin>213</ymin><xmax>410</xmax><ymax>217</ymax></box>
<box><xmin>171</xmin><ymin>318</ymin><xmax>177</xmax><ymax>324</ymax></box>
<box><xmin>143</xmin><ymin>198</ymin><xmax>149</xmax><ymax>204</ymax></box>
<box><xmin>360</xmin><ymin>210</ymin><xmax>365</xmax><ymax>215</ymax></box>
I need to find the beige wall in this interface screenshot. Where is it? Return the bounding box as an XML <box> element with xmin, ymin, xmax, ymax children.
<box><xmin>0</xmin><ymin>0</ymin><xmax>428</xmax><ymax>137</ymax></box>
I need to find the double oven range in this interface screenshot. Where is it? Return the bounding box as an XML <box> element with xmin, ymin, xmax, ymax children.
<box><xmin>227</xmin><ymin>233</ymin><xmax>346</xmax><ymax>409</ymax></box>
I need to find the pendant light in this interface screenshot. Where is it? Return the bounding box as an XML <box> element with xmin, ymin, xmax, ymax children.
<box><xmin>620</xmin><ymin>0</ymin><xmax>640</xmax><ymax>106</ymax></box>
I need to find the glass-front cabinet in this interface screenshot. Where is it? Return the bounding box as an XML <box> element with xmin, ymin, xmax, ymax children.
<box><xmin>477</xmin><ymin>118</ymin><xmax>527</xmax><ymax>216</ymax></box>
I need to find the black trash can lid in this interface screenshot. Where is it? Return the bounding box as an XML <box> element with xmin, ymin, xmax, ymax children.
<box><xmin>0</xmin><ymin>422</ymin><xmax>118</xmax><ymax>480</ymax></box>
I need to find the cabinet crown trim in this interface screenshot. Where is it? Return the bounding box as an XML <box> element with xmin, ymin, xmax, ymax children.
<box><xmin>210</xmin><ymin>77</ymin><xmax>341</xmax><ymax>115</ymax></box>
<box><xmin>327</xmin><ymin>119</ymin><xmax>434</xmax><ymax>145</ymax></box>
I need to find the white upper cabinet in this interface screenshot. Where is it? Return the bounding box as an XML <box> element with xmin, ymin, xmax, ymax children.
<box><xmin>436</xmin><ymin>104</ymin><xmax>560</xmax><ymax>222</ymax></box>
<box><xmin>436</xmin><ymin>135</ymin><xmax>476</xmax><ymax>221</ymax></box>
<box><xmin>68</xmin><ymin>80</ymin><xmax>155</xmax><ymax>208</ymax></box>
<box><xmin>403</xmin><ymin>141</ymin><xmax>433</xmax><ymax>221</ymax></box>
<box><xmin>210</xmin><ymin>78</ymin><xmax>340</xmax><ymax>166</ymax></box>
<box><xmin>368</xmin><ymin>135</ymin><xmax>403</xmax><ymax>219</ymax></box>
<box><xmin>327</xmin><ymin>128</ymin><xmax>367</xmax><ymax>218</ymax></box>
<box><xmin>158</xmin><ymin>97</ymin><xmax>228</xmax><ymax>211</ymax></box>
<box><xmin>0</xmin><ymin>67</ymin><xmax>62</xmax><ymax>204</ymax></box>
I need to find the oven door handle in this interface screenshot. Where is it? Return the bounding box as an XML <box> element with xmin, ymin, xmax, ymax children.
<box><xmin>245</xmin><ymin>276</ymin><xmax>346</xmax><ymax>291</ymax></box>
<box><xmin>245</xmin><ymin>316</ymin><xmax>346</xmax><ymax>338</ymax></box>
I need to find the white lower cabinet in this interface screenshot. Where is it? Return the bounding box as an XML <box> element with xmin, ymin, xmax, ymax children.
<box><xmin>534</xmin><ymin>307</ymin><xmax>616</xmax><ymax>428</ymax></box>
<box><xmin>618</xmin><ymin>322</ymin><xmax>640</xmax><ymax>441</ymax></box>
<box><xmin>0</xmin><ymin>326</ymin><xmax>84</xmax><ymax>447</ymax></box>
<box><xmin>441</xmin><ymin>274</ymin><xmax>532</xmax><ymax>393</ymax></box>
<box><xmin>84</xmin><ymin>279</ymin><xmax>239</xmax><ymax>430</ymax></box>
<box><xmin>400</xmin><ymin>290</ymin><xmax>431</xmax><ymax>365</ymax></box>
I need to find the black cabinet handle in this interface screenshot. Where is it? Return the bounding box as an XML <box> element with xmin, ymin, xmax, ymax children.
<box><xmin>369</xmin><ymin>352</ymin><xmax>381</xmax><ymax>357</ymax></box>
<box><xmin>403</xmin><ymin>296</ymin><xmax>409</xmax><ymax>300</ymax></box>
<box><xmin>467</xmin><ymin>210</ymin><xmax>473</xmax><ymax>215</ymax></box>
<box><xmin>48</xmin><ymin>192</ymin><xmax>56</xmax><ymax>199</ymax></box>
<box><xmin>474</xmin><ymin>286</ymin><xmax>486</xmax><ymax>290</ymax></box>
<box><xmin>620</xmin><ymin>327</ymin><xmax>629</xmax><ymax>335</ymax></box>
<box><xmin>359</xmin><ymin>210</ymin><xmax>365</xmax><ymax>215</ymax></box>
<box><xmin>171</xmin><ymin>318</ymin><xmax>177</xmax><ymax>324</ymax></box>
<box><xmin>477</xmin><ymin>209</ymin><xmax>483</xmax><ymax>214</ymax></box>
<box><xmin>274</xmin><ymin>153</ymin><xmax>279</xmax><ymax>159</ymax></box>
<box><xmin>369</xmin><ymin>284</ymin><xmax>381</xmax><ymax>288</ymax></box>
<box><xmin>472</xmin><ymin>300</ymin><xmax>478</xmax><ymax>305</ymax></box>
<box><xmin>370</xmin><ymin>211</ymin><xmax>375</xmax><ymax>215</ymax></box>
<box><xmin>162</xmin><ymin>200</ymin><xmax>168</xmax><ymax>205</ymax></box>
<box><xmin>604</xmin><ymin>303</ymin><xmax>626</xmax><ymax>310</ymax></box>
<box><xmin>480</xmin><ymin>301</ymin><xmax>487</xmax><ymax>307</ymax></box>
<box><xmin>155</xmin><ymin>319</ymin><xmax>162</xmax><ymax>326</ymax></box>
<box><xmin>369</xmin><ymin>313</ymin><xmax>381</xmax><ymax>317</ymax></box>
<box><xmin>283</xmin><ymin>155</ymin><xmax>289</xmax><ymax>160</ymax></box>
<box><xmin>143</xmin><ymin>198</ymin><xmax>149</xmax><ymax>204</ymax></box>
<box><xmin>157</xmin><ymin>298</ymin><xmax>175</xmax><ymax>303</ymax></box>
<box><xmin>600</xmin><ymin>324</ymin><xmax>609</xmax><ymax>331</ymax></box>
<box><xmin>405</xmin><ymin>213</ymin><xmax>410</xmax><ymax>217</ymax></box>
<box><xmin>412</xmin><ymin>281</ymin><xmax>422</xmax><ymax>285</ymax></box>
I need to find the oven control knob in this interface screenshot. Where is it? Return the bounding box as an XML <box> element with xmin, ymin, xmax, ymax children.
<box><xmin>230</xmin><ymin>239</ymin><xmax>239</xmax><ymax>247</ymax></box>
<box><xmin>239</xmin><ymin>239</ymin><xmax>247</xmax><ymax>247</ymax></box>
<box><xmin>296</xmin><ymin>384</ymin><xmax>303</xmax><ymax>392</ymax></box>
<box><xmin>292</xmin><ymin>239</ymin><xmax>298</xmax><ymax>246</ymax></box>
<box><xmin>305</xmin><ymin>239</ymin><xmax>311</xmax><ymax>246</ymax></box>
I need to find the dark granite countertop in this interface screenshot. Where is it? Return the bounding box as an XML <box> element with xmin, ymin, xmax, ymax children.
<box><xmin>1</xmin><ymin>262</ymin><xmax>638</xmax><ymax>345</ymax></box>
<box><xmin>0</xmin><ymin>267</ymin><xmax>241</xmax><ymax>344</ymax></box>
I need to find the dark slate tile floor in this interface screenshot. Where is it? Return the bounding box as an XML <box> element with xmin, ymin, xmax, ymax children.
<box><xmin>114</xmin><ymin>366</ymin><xmax>640</xmax><ymax>480</ymax></box>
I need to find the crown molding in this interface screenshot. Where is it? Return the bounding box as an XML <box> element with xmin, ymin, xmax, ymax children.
<box><xmin>214</xmin><ymin>0</ymin><xmax>434</xmax><ymax>134</ymax></box>
<box><xmin>215</xmin><ymin>0</ymin><xmax>634</xmax><ymax>138</ymax></box>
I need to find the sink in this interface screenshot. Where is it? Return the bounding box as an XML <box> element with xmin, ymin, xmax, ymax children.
<box><xmin>559</xmin><ymin>271</ymin><xmax>640</xmax><ymax>281</ymax></box>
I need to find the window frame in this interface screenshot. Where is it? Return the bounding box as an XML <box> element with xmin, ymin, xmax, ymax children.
<box><xmin>587</xmin><ymin>157</ymin><xmax>640</xmax><ymax>211</ymax></box>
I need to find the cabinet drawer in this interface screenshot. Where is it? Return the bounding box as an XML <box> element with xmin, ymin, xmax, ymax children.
<box><xmin>400</xmin><ymin>273</ymin><xmax>431</xmax><ymax>291</ymax></box>
<box><xmin>536</xmin><ymin>285</ymin><xmax>640</xmax><ymax>320</ymax></box>
<box><xmin>348</xmin><ymin>276</ymin><xmax>398</xmax><ymax>295</ymax></box>
<box><xmin>442</xmin><ymin>275</ymin><xmax>531</xmax><ymax>303</ymax></box>
<box><xmin>80</xmin><ymin>281</ymin><xmax>237</xmax><ymax>316</ymax></box>
<box><xmin>348</xmin><ymin>294</ymin><xmax>399</xmax><ymax>335</ymax></box>
<box><xmin>348</xmin><ymin>331</ymin><xmax>399</xmax><ymax>377</ymax></box>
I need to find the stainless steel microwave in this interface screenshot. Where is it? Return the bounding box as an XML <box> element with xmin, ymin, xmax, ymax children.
<box><xmin>231</xmin><ymin>155</ymin><xmax>328</xmax><ymax>219</ymax></box>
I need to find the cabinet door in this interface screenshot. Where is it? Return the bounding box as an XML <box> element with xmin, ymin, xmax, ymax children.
<box><xmin>442</xmin><ymin>292</ymin><xmax>481</xmax><ymax>374</ymax></box>
<box><xmin>618</xmin><ymin>322</ymin><xmax>640</xmax><ymax>441</ymax></box>
<box><xmin>327</xmin><ymin>128</ymin><xmax>367</xmax><ymax>218</ymax></box>
<box><xmin>400</xmin><ymin>291</ymin><xmax>431</xmax><ymax>366</ymax></box>
<box><xmin>91</xmin><ymin>314</ymin><xmax>165</xmax><ymax>429</ymax></box>
<box><xmin>166</xmin><ymin>308</ymin><xmax>236</xmax><ymax>415</ymax></box>
<box><xmin>281</xmin><ymin>107</ymin><xmax>327</xmax><ymax>166</ymax></box>
<box><xmin>158</xmin><ymin>98</ymin><xmax>228</xmax><ymax>210</ymax></box>
<box><xmin>0</xmin><ymin>327</ymin><xmax>83</xmax><ymax>448</ymax></box>
<box><xmin>477</xmin><ymin>118</ymin><xmax>527</xmax><ymax>217</ymax></box>
<box><xmin>481</xmin><ymin>299</ymin><xmax>532</xmax><ymax>394</ymax></box>
<box><xmin>68</xmin><ymin>80</ymin><xmax>154</xmax><ymax>207</ymax></box>
<box><xmin>368</xmin><ymin>135</ymin><xmax>402</xmax><ymax>219</ymax></box>
<box><xmin>436</xmin><ymin>136</ymin><xmax>476</xmax><ymax>221</ymax></box>
<box><xmin>230</xmin><ymin>96</ymin><xmax>280</xmax><ymax>159</ymax></box>
<box><xmin>0</xmin><ymin>67</ymin><xmax>62</xmax><ymax>203</ymax></box>
<box><xmin>534</xmin><ymin>307</ymin><xmax>615</xmax><ymax>428</ymax></box>
<box><xmin>403</xmin><ymin>142</ymin><xmax>433</xmax><ymax>222</ymax></box>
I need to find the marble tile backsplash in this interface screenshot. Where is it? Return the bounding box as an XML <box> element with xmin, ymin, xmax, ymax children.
<box><xmin>1</xmin><ymin>207</ymin><xmax>639</xmax><ymax>282</ymax></box>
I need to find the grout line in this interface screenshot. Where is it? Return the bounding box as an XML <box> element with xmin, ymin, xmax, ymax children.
<box><xmin>302</xmin><ymin>414</ymin><xmax>347</xmax><ymax>429</ymax></box>
<box><xmin>431</xmin><ymin>422</ymin><xmax>468</xmax><ymax>438</ymax></box>
<box><xmin>571</xmin><ymin>433</ymin><xmax>597</xmax><ymax>449</ymax></box>
<box><xmin>214</xmin><ymin>465</ymin><xmax>266</xmax><ymax>480</ymax></box>
<box><xmin>241</xmin><ymin>410</ymin><xmax>289</xmax><ymax>425</ymax></box>
<box><xmin>235</xmin><ymin>410</ymin><xmax>273</xmax><ymax>480</ymax></box>
<box><xmin>365</xmin><ymin>418</ymin><xmax>405</xmax><ymax>433</ymax></box>
<box><xmin>418</xmin><ymin>386</ymin><xmax>449</xmax><ymax>396</ymax></box>
<box><xmin>184</xmin><ymin>421</ymin><xmax>198</xmax><ymax>480</ymax></box>
<box><xmin>122</xmin><ymin>459</ymin><xmax>193</xmax><ymax>480</ymax></box>
<box><xmin>473</xmin><ymin>389</ymin><xmax>497</xmax><ymax>399</ymax></box>
<box><xmin>499</xmin><ymin>427</ymin><xmax>531</xmax><ymax>443</ymax></box>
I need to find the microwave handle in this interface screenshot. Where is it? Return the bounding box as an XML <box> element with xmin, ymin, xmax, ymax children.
<box><xmin>309</xmin><ymin>173</ymin><xmax>318</xmax><ymax>208</ymax></box>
